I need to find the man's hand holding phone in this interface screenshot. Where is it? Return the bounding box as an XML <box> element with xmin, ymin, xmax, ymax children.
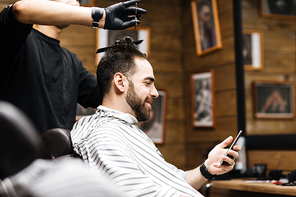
<box><xmin>220</xmin><ymin>130</ymin><xmax>242</xmax><ymax>165</ymax></box>
<box><xmin>203</xmin><ymin>131</ymin><xmax>242</xmax><ymax>177</ymax></box>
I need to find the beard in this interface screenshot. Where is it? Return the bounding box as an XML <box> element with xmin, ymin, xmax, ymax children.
<box><xmin>126</xmin><ymin>82</ymin><xmax>151</xmax><ymax>122</ymax></box>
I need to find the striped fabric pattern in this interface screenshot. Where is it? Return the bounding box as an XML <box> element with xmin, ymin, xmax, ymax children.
<box><xmin>71</xmin><ymin>106</ymin><xmax>203</xmax><ymax>197</ymax></box>
<box><xmin>3</xmin><ymin>158</ymin><xmax>125</xmax><ymax>197</ymax></box>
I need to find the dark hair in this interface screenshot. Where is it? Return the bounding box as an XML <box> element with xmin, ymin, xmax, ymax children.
<box><xmin>96</xmin><ymin>39</ymin><xmax>148</xmax><ymax>97</ymax></box>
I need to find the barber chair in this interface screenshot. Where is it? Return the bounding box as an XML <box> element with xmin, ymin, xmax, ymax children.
<box><xmin>0</xmin><ymin>101</ymin><xmax>40</xmax><ymax>180</ymax></box>
<box><xmin>0</xmin><ymin>101</ymin><xmax>123</xmax><ymax>197</ymax></box>
<box><xmin>39</xmin><ymin>128</ymin><xmax>75</xmax><ymax>159</ymax></box>
<box><xmin>0</xmin><ymin>100</ymin><xmax>78</xmax><ymax>178</ymax></box>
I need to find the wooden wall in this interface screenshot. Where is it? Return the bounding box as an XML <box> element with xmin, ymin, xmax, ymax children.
<box><xmin>243</xmin><ymin>0</ymin><xmax>296</xmax><ymax>136</ymax></box>
<box><xmin>181</xmin><ymin>0</ymin><xmax>238</xmax><ymax>170</ymax></box>
<box><xmin>0</xmin><ymin>1</ymin><xmax>13</xmax><ymax>10</ymax></box>
<box><xmin>242</xmin><ymin>0</ymin><xmax>296</xmax><ymax>173</ymax></box>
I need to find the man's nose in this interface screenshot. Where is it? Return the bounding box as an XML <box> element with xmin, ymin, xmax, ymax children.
<box><xmin>151</xmin><ymin>85</ymin><xmax>159</xmax><ymax>98</ymax></box>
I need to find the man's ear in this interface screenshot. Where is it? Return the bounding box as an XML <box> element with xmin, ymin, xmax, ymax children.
<box><xmin>114</xmin><ymin>73</ymin><xmax>126</xmax><ymax>93</ymax></box>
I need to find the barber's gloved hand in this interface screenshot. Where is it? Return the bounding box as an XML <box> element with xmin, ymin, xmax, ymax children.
<box><xmin>104</xmin><ymin>0</ymin><xmax>147</xmax><ymax>30</ymax></box>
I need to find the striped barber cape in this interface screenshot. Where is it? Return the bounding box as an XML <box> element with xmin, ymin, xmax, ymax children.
<box><xmin>71</xmin><ymin>106</ymin><xmax>203</xmax><ymax>197</ymax></box>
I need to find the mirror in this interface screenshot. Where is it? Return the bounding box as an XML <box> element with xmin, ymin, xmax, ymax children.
<box><xmin>235</xmin><ymin>0</ymin><xmax>296</xmax><ymax>150</ymax></box>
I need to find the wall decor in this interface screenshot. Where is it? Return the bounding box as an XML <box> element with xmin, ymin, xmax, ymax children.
<box><xmin>191</xmin><ymin>70</ymin><xmax>215</xmax><ymax>128</ymax></box>
<box><xmin>260</xmin><ymin>0</ymin><xmax>296</xmax><ymax>20</ymax></box>
<box><xmin>191</xmin><ymin>0</ymin><xmax>222</xmax><ymax>56</ymax></box>
<box><xmin>243</xmin><ymin>30</ymin><xmax>263</xmax><ymax>70</ymax></box>
<box><xmin>79</xmin><ymin>0</ymin><xmax>94</xmax><ymax>7</ymax></box>
<box><xmin>253</xmin><ymin>81</ymin><xmax>295</xmax><ymax>119</ymax></box>
<box><xmin>137</xmin><ymin>90</ymin><xmax>166</xmax><ymax>144</ymax></box>
<box><xmin>96</xmin><ymin>27</ymin><xmax>150</xmax><ymax>64</ymax></box>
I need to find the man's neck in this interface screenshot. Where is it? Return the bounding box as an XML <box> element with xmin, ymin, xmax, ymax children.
<box><xmin>102</xmin><ymin>95</ymin><xmax>136</xmax><ymax>118</ymax></box>
<box><xmin>33</xmin><ymin>25</ymin><xmax>62</xmax><ymax>40</ymax></box>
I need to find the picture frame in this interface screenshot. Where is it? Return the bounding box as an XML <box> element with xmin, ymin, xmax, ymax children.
<box><xmin>253</xmin><ymin>81</ymin><xmax>295</xmax><ymax>119</ymax></box>
<box><xmin>95</xmin><ymin>27</ymin><xmax>151</xmax><ymax>65</ymax></box>
<box><xmin>243</xmin><ymin>30</ymin><xmax>264</xmax><ymax>70</ymax></box>
<box><xmin>260</xmin><ymin>0</ymin><xmax>296</xmax><ymax>20</ymax></box>
<box><xmin>137</xmin><ymin>90</ymin><xmax>167</xmax><ymax>144</ymax></box>
<box><xmin>191</xmin><ymin>0</ymin><xmax>222</xmax><ymax>56</ymax></box>
<box><xmin>79</xmin><ymin>0</ymin><xmax>94</xmax><ymax>7</ymax></box>
<box><xmin>191</xmin><ymin>70</ymin><xmax>215</xmax><ymax>128</ymax></box>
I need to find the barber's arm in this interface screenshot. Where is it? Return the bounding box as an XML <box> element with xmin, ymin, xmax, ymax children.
<box><xmin>185</xmin><ymin>136</ymin><xmax>241</xmax><ymax>190</ymax></box>
<box><xmin>12</xmin><ymin>0</ymin><xmax>146</xmax><ymax>30</ymax></box>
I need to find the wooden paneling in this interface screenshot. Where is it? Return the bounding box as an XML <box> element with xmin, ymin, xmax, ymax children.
<box><xmin>154</xmin><ymin>73</ymin><xmax>183</xmax><ymax>97</ymax></box>
<box><xmin>248</xmin><ymin>150</ymin><xmax>296</xmax><ymax>172</ymax></box>
<box><xmin>243</xmin><ymin>0</ymin><xmax>296</xmax><ymax>136</ymax></box>
<box><xmin>217</xmin><ymin>0</ymin><xmax>233</xmax><ymax>13</ymax></box>
<box><xmin>215</xmin><ymin>91</ymin><xmax>237</xmax><ymax>116</ymax></box>
<box><xmin>0</xmin><ymin>1</ymin><xmax>13</xmax><ymax>10</ymax></box>
<box><xmin>185</xmin><ymin>117</ymin><xmax>238</xmax><ymax>143</ymax></box>
<box><xmin>242</xmin><ymin>0</ymin><xmax>296</xmax><ymax>173</ymax></box>
<box><xmin>264</xmin><ymin>51</ymin><xmax>295</xmax><ymax>73</ymax></box>
<box><xmin>164</xmin><ymin>120</ymin><xmax>185</xmax><ymax>144</ymax></box>
<box><xmin>181</xmin><ymin>0</ymin><xmax>237</xmax><ymax>170</ymax></box>
<box><xmin>186</xmin><ymin>141</ymin><xmax>215</xmax><ymax>168</ymax></box>
<box><xmin>214</xmin><ymin>64</ymin><xmax>236</xmax><ymax>91</ymax></box>
<box><xmin>149</xmin><ymin>51</ymin><xmax>182</xmax><ymax>72</ymax></box>
<box><xmin>219</xmin><ymin>10</ymin><xmax>234</xmax><ymax>38</ymax></box>
<box><xmin>183</xmin><ymin>38</ymin><xmax>235</xmax><ymax>71</ymax></box>
<box><xmin>59</xmin><ymin>25</ymin><xmax>95</xmax><ymax>46</ymax></box>
<box><xmin>158</xmin><ymin>144</ymin><xmax>186</xmax><ymax>168</ymax></box>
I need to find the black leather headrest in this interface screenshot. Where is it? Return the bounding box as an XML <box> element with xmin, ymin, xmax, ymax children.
<box><xmin>39</xmin><ymin>128</ymin><xmax>74</xmax><ymax>159</ymax></box>
<box><xmin>0</xmin><ymin>101</ymin><xmax>40</xmax><ymax>179</ymax></box>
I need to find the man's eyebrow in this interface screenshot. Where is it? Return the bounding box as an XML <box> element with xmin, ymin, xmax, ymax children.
<box><xmin>145</xmin><ymin>77</ymin><xmax>155</xmax><ymax>82</ymax></box>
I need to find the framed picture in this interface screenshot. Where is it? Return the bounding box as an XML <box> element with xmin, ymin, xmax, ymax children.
<box><xmin>243</xmin><ymin>30</ymin><xmax>264</xmax><ymax>70</ymax></box>
<box><xmin>260</xmin><ymin>0</ymin><xmax>296</xmax><ymax>20</ymax></box>
<box><xmin>137</xmin><ymin>90</ymin><xmax>166</xmax><ymax>144</ymax></box>
<box><xmin>96</xmin><ymin>27</ymin><xmax>151</xmax><ymax>65</ymax></box>
<box><xmin>253</xmin><ymin>81</ymin><xmax>295</xmax><ymax>119</ymax></box>
<box><xmin>191</xmin><ymin>0</ymin><xmax>222</xmax><ymax>56</ymax></box>
<box><xmin>76</xmin><ymin>104</ymin><xmax>96</xmax><ymax>121</ymax></box>
<box><xmin>191</xmin><ymin>70</ymin><xmax>215</xmax><ymax>128</ymax></box>
<box><xmin>79</xmin><ymin>0</ymin><xmax>94</xmax><ymax>7</ymax></box>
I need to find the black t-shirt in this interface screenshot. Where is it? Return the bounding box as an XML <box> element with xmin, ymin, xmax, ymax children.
<box><xmin>0</xmin><ymin>5</ymin><xmax>102</xmax><ymax>134</ymax></box>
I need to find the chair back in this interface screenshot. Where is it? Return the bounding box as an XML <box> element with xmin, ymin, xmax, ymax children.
<box><xmin>39</xmin><ymin>128</ymin><xmax>75</xmax><ymax>159</ymax></box>
<box><xmin>0</xmin><ymin>101</ymin><xmax>40</xmax><ymax>179</ymax></box>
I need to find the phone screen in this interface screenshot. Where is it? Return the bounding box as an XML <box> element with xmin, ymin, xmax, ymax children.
<box><xmin>220</xmin><ymin>130</ymin><xmax>242</xmax><ymax>165</ymax></box>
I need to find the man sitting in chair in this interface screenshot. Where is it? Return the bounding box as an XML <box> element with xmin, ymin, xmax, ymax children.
<box><xmin>71</xmin><ymin>38</ymin><xmax>241</xmax><ymax>197</ymax></box>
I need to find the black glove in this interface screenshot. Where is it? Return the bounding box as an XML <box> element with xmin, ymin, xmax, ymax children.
<box><xmin>104</xmin><ymin>0</ymin><xmax>147</xmax><ymax>30</ymax></box>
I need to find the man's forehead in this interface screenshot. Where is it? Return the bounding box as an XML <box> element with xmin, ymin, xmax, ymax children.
<box><xmin>133</xmin><ymin>58</ymin><xmax>155</xmax><ymax>80</ymax></box>
<box><xmin>134</xmin><ymin>57</ymin><xmax>152</xmax><ymax>70</ymax></box>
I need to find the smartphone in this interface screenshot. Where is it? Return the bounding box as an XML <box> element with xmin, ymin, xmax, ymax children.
<box><xmin>220</xmin><ymin>130</ymin><xmax>242</xmax><ymax>165</ymax></box>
